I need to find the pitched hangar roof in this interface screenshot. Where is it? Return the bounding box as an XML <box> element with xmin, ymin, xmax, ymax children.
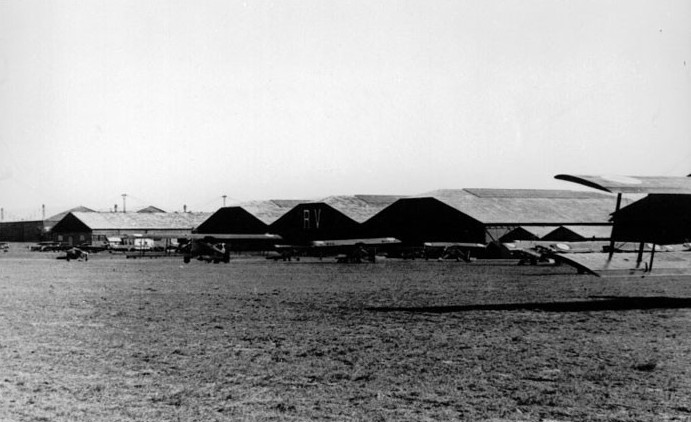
<box><xmin>59</xmin><ymin>211</ymin><xmax>212</xmax><ymax>231</ymax></box>
<box><xmin>316</xmin><ymin>195</ymin><xmax>403</xmax><ymax>223</ymax></box>
<box><xmin>46</xmin><ymin>206</ymin><xmax>96</xmax><ymax>223</ymax></box>
<box><xmin>238</xmin><ymin>200</ymin><xmax>309</xmax><ymax>225</ymax></box>
<box><xmin>555</xmin><ymin>225</ymin><xmax>613</xmax><ymax>239</ymax></box>
<box><xmin>415</xmin><ymin>189</ymin><xmax>621</xmax><ymax>224</ymax></box>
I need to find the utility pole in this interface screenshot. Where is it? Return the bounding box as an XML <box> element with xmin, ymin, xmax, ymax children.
<box><xmin>122</xmin><ymin>194</ymin><xmax>127</xmax><ymax>213</ymax></box>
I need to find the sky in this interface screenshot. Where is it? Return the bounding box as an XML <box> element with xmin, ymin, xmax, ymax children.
<box><xmin>1</xmin><ymin>0</ymin><xmax>690</xmax><ymax>220</ymax></box>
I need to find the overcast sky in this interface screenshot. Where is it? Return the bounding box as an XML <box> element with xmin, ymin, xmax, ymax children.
<box><xmin>1</xmin><ymin>1</ymin><xmax>690</xmax><ymax>220</ymax></box>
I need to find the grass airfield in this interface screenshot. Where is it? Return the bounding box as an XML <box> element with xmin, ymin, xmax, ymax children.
<box><xmin>1</xmin><ymin>247</ymin><xmax>691</xmax><ymax>421</ymax></box>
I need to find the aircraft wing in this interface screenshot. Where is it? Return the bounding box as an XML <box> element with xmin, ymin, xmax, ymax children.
<box><xmin>311</xmin><ymin>237</ymin><xmax>401</xmax><ymax>247</ymax></box>
<box><xmin>423</xmin><ymin>242</ymin><xmax>486</xmax><ymax>249</ymax></box>
<box><xmin>555</xmin><ymin>174</ymin><xmax>691</xmax><ymax>194</ymax></box>
<box><xmin>189</xmin><ymin>233</ymin><xmax>282</xmax><ymax>240</ymax></box>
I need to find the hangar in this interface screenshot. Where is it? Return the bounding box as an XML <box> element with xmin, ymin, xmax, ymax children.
<box><xmin>50</xmin><ymin>211</ymin><xmax>212</xmax><ymax>246</ymax></box>
<box><xmin>362</xmin><ymin>189</ymin><xmax>619</xmax><ymax>246</ymax></box>
<box><xmin>193</xmin><ymin>200</ymin><xmax>305</xmax><ymax>252</ymax></box>
<box><xmin>542</xmin><ymin>225</ymin><xmax>613</xmax><ymax>242</ymax></box>
<box><xmin>194</xmin><ymin>200</ymin><xmax>304</xmax><ymax>234</ymax></box>
<box><xmin>0</xmin><ymin>220</ymin><xmax>46</xmax><ymax>242</ymax></box>
<box><xmin>43</xmin><ymin>206</ymin><xmax>96</xmax><ymax>233</ymax></box>
<box><xmin>610</xmin><ymin>194</ymin><xmax>691</xmax><ymax>245</ymax></box>
<box><xmin>0</xmin><ymin>206</ymin><xmax>95</xmax><ymax>242</ymax></box>
<box><xmin>497</xmin><ymin>225</ymin><xmax>559</xmax><ymax>242</ymax></box>
<box><xmin>269</xmin><ymin>195</ymin><xmax>401</xmax><ymax>245</ymax></box>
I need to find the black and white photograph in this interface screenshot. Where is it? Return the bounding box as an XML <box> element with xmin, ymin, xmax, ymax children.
<box><xmin>1</xmin><ymin>1</ymin><xmax>690</xmax><ymax>420</ymax></box>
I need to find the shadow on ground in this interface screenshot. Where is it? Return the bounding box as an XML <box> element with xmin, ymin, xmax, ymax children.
<box><xmin>367</xmin><ymin>296</ymin><xmax>691</xmax><ymax>313</ymax></box>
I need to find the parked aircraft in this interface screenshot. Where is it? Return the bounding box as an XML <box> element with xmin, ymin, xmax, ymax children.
<box><xmin>182</xmin><ymin>233</ymin><xmax>282</xmax><ymax>263</ymax></box>
<box><xmin>554</xmin><ymin>173</ymin><xmax>691</xmax><ymax>276</ymax></box>
<box><xmin>268</xmin><ymin>237</ymin><xmax>402</xmax><ymax>263</ymax></box>
<box><xmin>421</xmin><ymin>242</ymin><xmax>486</xmax><ymax>262</ymax></box>
<box><xmin>312</xmin><ymin>237</ymin><xmax>401</xmax><ymax>263</ymax></box>
<box><xmin>56</xmin><ymin>247</ymin><xmax>89</xmax><ymax>262</ymax></box>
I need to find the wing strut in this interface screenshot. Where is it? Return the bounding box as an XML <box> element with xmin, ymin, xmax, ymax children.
<box><xmin>607</xmin><ymin>193</ymin><xmax>622</xmax><ymax>261</ymax></box>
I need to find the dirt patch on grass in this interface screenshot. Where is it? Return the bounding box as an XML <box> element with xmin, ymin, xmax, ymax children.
<box><xmin>1</xmin><ymin>254</ymin><xmax>691</xmax><ymax>421</ymax></box>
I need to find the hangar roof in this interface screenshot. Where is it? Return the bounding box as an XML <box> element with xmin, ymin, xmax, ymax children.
<box><xmin>46</xmin><ymin>206</ymin><xmax>95</xmax><ymax>223</ymax></box>
<box><xmin>318</xmin><ymin>195</ymin><xmax>402</xmax><ymax>223</ymax></box>
<box><xmin>556</xmin><ymin>225</ymin><xmax>613</xmax><ymax>240</ymax></box>
<box><xmin>416</xmin><ymin>189</ymin><xmax>621</xmax><ymax>224</ymax></box>
<box><xmin>516</xmin><ymin>225</ymin><xmax>561</xmax><ymax>238</ymax></box>
<box><xmin>137</xmin><ymin>206</ymin><xmax>166</xmax><ymax>213</ymax></box>
<box><xmin>495</xmin><ymin>226</ymin><xmax>560</xmax><ymax>242</ymax></box>
<box><xmin>57</xmin><ymin>211</ymin><xmax>212</xmax><ymax>231</ymax></box>
<box><xmin>238</xmin><ymin>200</ymin><xmax>308</xmax><ymax>225</ymax></box>
<box><xmin>555</xmin><ymin>174</ymin><xmax>691</xmax><ymax>194</ymax></box>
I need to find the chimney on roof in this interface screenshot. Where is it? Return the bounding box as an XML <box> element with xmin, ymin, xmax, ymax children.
<box><xmin>42</xmin><ymin>204</ymin><xmax>45</xmax><ymax>221</ymax></box>
<box><xmin>1</xmin><ymin>208</ymin><xmax>3</xmax><ymax>221</ymax></box>
<box><xmin>114</xmin><ymin>204</ymin><xmax>118</xmax><ymax>213</ymax></box>
<box><xmin>183</xmin><ymin>204</ymin><xmax>187</xmax><ymax>213</ymax></box>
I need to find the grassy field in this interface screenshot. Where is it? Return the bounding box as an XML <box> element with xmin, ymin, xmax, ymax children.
<box><xmin>1</xmin><ymin>246</ymin><xmax>691</xmax><ymax>421</ymax></box>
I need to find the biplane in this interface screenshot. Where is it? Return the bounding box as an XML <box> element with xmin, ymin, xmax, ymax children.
<box><xmin>312</xmin><ymin>237</ymin><xmax>401</xmax><ymax>263</ymax></box>
<box><xmin>421</xmin><ymin>242</ymin><xmax>487</xmax><ymax>262</ymax></box>
<box><xmin>268</xmin><ymin>237</ymin><xmax>403</xmax><ymax>263</ymax></box>
<box><xmin>182</xmin><ymin>233</ymin><xmax>282</xmax><ymax>263</ymax></box>
<box><xmin>553</xmin><ymin>174</ymin><xmax>691</xmax><ymax>276</ymax></box>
